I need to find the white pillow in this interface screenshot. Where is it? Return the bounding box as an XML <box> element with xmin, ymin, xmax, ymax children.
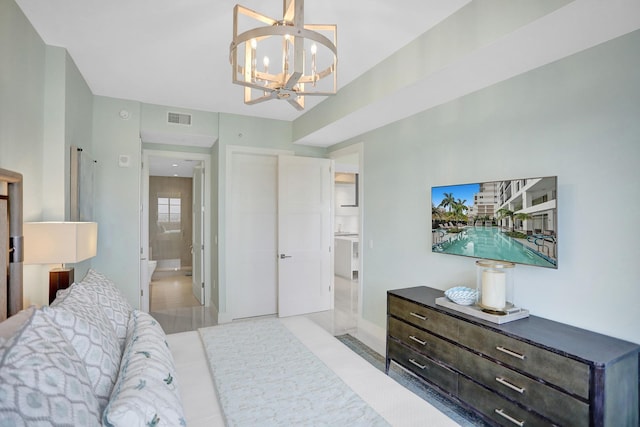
<box><xmin>103</xmin><ymin>310</ymin><xmax>186</xmax><ymax>427</ymax></box>
<box><xmin>78</xmin><ymin>269</ymin><xmax>133</xmax><ymax>351</ymax></box>
<box><xmin>44</xmin><ymin>285</ymin><xmax>122</xmax><ymax>412</ymax></box>
<box><xmin>0</xmin><ymin>308</ymin><xmax>101</xmax><ymax>426</ymax></box>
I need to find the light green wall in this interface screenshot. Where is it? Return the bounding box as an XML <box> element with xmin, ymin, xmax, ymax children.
<box><xmin>0</xmin><ymin>0</ymin><xmax>47</xmax><ymax>306</ymax></box>
<box><xmin>42</xmin><ymin>46</ymin><xmax>66</xmax><ymax>220</ymax></box>
<box><xmin>333</xmin><ymin>30</ymin><xmax>640</xmax><ymax>344</ymax></box>
<box><xmin>64</xmin><ymin>51</ymin><xmax>94</xmax><ymax>225</ymax></box>
<box><xmin>91</xmin><ymin>96</ymin><xmax>142</xmax><ymax>307</ymax></box>
<box><xmin>0</xmin><ymin>0</ymin><xmax>45</xmax><ymax>221</ymax></box>
<box><xmin>0</xmin><ymin>0</ymin><xmax>94</xmax><ymax>305</ymax></box>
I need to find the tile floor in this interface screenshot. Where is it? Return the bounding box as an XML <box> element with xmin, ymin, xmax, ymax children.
<box><xmin>150</xmin><ymin>272</ymin><xmax>359</xmax><ymax>336</ymax></box>
<box><xmin>149</xmin><ymin>272</ymin><xmax>217</xmax><ymax>334</ymax></box>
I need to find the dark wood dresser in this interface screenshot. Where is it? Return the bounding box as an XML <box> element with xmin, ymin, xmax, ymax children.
<box><xmin>386</xmin><ymin>286</ymin><xmax>639</xmax><ymax>426</ymax></box>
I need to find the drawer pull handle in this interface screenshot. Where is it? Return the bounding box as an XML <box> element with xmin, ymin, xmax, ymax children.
<box><xmin>495</xmin><ymin>377</ymin><xmax>525</xmax><ymax>394</ymax></box>
<box><xmin>409</xmin><ymin>312</ymin><xmax>427</xmax><ymax>321</ymax></box>
<box><xmin>409</xmin><ymin>335</ymin><xmax>427</xmax><ymax>346</ymax></box>
<box><xmin>496</xmin><ymin>346</ymin><xmax>525</xmax><ymax>360</ymax></box>
<box><xmin>495</xmin><ymin>409</ymin><xmax>525</xmax><ymax>427</ymax></box>
<box><xmin>408</xmin><ymin>358</ymin><xmax>426</xmax><ymax>370</ymax></box>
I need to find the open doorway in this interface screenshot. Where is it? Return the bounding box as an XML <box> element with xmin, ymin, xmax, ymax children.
<box><xmin>308</xmin><ymin>143</ymin><xmax>363</xmax><ymax>336</ymax></box>
<box><xmin>148</xmin><ymin>162</ymin><xmax>200</xmax><ymax>311</ymax></box>
<box><xmin>140</xmin><ymin>149</ymin><xmax>212</xmax><ymax>322</ymax></box>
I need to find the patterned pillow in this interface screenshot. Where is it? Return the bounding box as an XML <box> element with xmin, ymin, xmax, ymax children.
<box><xmin>0</xmin><ymin>308</ymin><xmax>101</xmax><ymax>426</ymax></box>
<box><xmin>103</xmin><ymin>310</ymin><xmax>186</xmax><ymax>427</ymax></box>
<box><xmin>78</xmin><ymin>269</ymin><xmax>133</xmax><ymax>351</ymax></box>
<box><xmin>43</xmin><ymin>285</ymin><xmax>122</xmax><ymax>412</ymax></box>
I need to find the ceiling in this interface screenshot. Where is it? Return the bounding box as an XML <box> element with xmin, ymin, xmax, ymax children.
<box><xmin>15</xmin><ymin>0</ymin><xmax>468</xmax><ymax>123</ymax></box>
<box><xmin>148</xmin><ymin>156</ymin><xmax>202</xmax><ymax>178</ymax></box>
<box><xmin>14</xmin><ymin>0</ymin><xmax>640</xmax><ymax>152</ymax></box>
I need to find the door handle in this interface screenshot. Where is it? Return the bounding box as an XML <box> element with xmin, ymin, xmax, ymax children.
<box><xmin>279</xmin><ymin>254</ymin><xmax>292</xmax><ymax>259</ymax></box>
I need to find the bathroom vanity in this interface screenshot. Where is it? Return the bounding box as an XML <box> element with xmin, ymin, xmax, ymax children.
<box><xmin>334</xmin><ymin>235</ymin><xmax>358</xmax><ymax>280</ymax></box>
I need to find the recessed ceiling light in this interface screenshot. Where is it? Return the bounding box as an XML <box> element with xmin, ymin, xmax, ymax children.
<box><xmin>172</xmin><ymin>163</ymin><xmax>179</xmax><ymax>167</ymax></box>
<box><xmin>173</xmin><ymin>174</ymin><xmax>179</xmax><ymax>177</ymax></box>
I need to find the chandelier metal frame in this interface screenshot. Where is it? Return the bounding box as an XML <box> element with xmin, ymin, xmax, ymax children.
<box><xmin>230</xmin><ymin>0</ymin><xmax>337</xmax><ymax>110</ymax></box>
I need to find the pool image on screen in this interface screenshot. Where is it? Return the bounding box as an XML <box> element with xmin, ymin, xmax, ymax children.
<box><xmin>431</xmin><ymin>176</ymin><xmax>557</xmax><ymax>268</ymax></box>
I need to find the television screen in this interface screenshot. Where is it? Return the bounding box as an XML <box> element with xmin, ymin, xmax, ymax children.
<box><xmin>431</xmin><ymin>176</ymin><xmax>557</xmax><ymax>268</ymax></box>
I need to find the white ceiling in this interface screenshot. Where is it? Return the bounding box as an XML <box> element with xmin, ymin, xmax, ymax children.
<box><xmin>14</xmin><ymin>0</ymin><xmax>640</xmax><ymax>152</ymax></box>
<box><xmin>148</xmin><ymin>156</ymin><xmax>202</xmax><ymax>178</ymax></box>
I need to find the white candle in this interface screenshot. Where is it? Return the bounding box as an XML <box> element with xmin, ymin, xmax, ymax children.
<box><xmin>482</xmin><ymin>269</ymin><xmax>506</xmax><ymax>310</ymax></box>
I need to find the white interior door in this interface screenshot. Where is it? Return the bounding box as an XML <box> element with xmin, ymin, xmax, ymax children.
<box><xmin>192</xmin><ymin>164</ymin><xmax>205</xmax><ymax>304</ymax></box>
<box><xmin>278</xmin><ymin>155</ymin><xmax>332</xmax><ymax>317</ymax></box>
<box><xmin>228</xmin><ymin>152</ymin><xmax>278</xmax><ymax>319</ymax></box>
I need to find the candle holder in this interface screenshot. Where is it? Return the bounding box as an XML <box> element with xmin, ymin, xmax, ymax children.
<box><xmin>476</xmin><ymin>260</ymin><xmax>516</xmax><ymax>314</ymax></box>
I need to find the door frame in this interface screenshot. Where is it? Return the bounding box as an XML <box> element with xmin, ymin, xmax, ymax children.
<box><xmin>141</xmin><ymin>149</ymin><xmax>212</xmax><ymax>310</ymax></box>
<box><xmin>192</xmin><ymin>164</ymin><xmax>205</xmax><ymax>304</ymax></box>
<box><xmin>328</xmin><ymin>142</ymin><xmax>364</xmax><ymax>318</ymax></box>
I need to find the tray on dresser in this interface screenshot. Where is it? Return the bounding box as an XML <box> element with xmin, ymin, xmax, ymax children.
<box><xmin>435</xmin><ymin>297</ymin><xmax>529</xmax><ymax>324</ymax></box>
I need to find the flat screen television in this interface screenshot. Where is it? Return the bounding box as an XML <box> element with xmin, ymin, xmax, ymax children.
<box><xmin>431</xmin><ymin>176</ymin><xmax>557</xmax><ymax>268</ymax></box>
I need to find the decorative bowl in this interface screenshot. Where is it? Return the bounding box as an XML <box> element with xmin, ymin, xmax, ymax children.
<box><xmin>444</xmin><ymin>286</ymin><xmax>477</xmax><ymax>306</ymax></box>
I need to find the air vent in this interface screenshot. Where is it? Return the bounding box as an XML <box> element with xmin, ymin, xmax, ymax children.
<box><xmin>167</xmin><ymin>112</ymin><xmax>192</xmax><ymax>125</ymax></box>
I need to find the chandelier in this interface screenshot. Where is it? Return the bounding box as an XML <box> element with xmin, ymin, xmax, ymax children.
<box><xmin>230</xmin><ymin>0</ymin><xmax>337</xmax><ymax>110</ymax></box>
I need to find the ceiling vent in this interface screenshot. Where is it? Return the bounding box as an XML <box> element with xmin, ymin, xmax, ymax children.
<box><xmin>167</xmin><ymin>112</ymin><xmax>192</xmax><ymax>126</ymax></box>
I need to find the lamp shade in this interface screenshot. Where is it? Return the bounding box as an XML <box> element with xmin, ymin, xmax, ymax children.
<box><xmin>24</xmin><ymin>222</ymin><xmax>98</xmax><ymax>264</ymax></box>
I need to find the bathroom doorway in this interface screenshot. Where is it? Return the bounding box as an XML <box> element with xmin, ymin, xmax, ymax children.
<box><xmin>140</xmin><ymin>149</ymin><xmax>211</xmax><ymax>315</ymax></box>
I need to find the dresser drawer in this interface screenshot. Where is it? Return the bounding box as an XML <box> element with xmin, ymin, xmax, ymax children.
<box><xmin>458</xmin><ymin>348</ymin><xmax>589</xmax><ymax>425</ymax></box>
<box><xmin>388</xmin><ymin>316</ymin><xmax>459</xmax><ymax>366</ymax></box>
<box><xmin>459</xmin><ymin>377</ymin><xmax>552</xmax><ymax>427</ymax></box>
<box><xmin>458</xmin><ymin>321</ymin><xmax>590</xmax><ymax>399</ymax></box>
<box><xmin>388</xmin><ymin>295</ymin><xmax>458</xmax><ymax>341</ymax></box>
<box><xmin>387</xmin><ymin>339</ymin><xmax>457</xmax><ymax>395</ymax></box>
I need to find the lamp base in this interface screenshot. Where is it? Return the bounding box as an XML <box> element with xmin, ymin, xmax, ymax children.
<box><xmin>49</xmin><ymin>267</ymin><xmax>74</xmax><ymax>304</ymax></box>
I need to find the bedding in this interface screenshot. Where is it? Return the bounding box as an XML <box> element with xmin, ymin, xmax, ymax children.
<box><xmin>103</xmin><ymin>310</ymin><xmax>186</xmax><ymax>427</ymax></box>
<box><xmin>0</xmin><ymin>307</ymin><xmax>102</xmax><ymax>425</ymax></box>
<box><xmin>172</xmin><ymin>316</ymin><xmax>458</xmax><ymax>427</ymax></box>
<box><xmin>0</xmin><ymin>268</ymin><xmax>457</xmax><ymax>426</ymax></box>
<box><xmin>199</xmin><ymin>318</ymin><xmax>389</xmax><ymax>426</ymax></box>
<box><xmin>46</xmin><ymin>283</ymin><xmax>122</xmax><ymax>411</ymax></box>
<box><xmin>0</xmin><ymin>269</ymin><xmax>186</xmax><ymax>427</ymax></box>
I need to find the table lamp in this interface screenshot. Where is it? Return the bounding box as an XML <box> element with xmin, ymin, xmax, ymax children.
<box><xmin>23</xmin><ymin>221</ymin><xmax>98</xmax><ymax>304</ymax></box>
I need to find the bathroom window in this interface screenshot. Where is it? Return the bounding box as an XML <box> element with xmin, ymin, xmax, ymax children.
<box><xmin>158</xmin><ymin>197</ymin><xmax>181</xmax><ymax>223</ymax></box>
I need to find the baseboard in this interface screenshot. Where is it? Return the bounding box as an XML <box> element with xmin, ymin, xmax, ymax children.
<box><xmin>353</xmin><ymin>317</ymin><xmax>386</xmax><ymax>357</ymax></box>
<box><xmin>217</xmin><ymin>310</ymin><xmax>234</xmax><ymax>324</ymax></box>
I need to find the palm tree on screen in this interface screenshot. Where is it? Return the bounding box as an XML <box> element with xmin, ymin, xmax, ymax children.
<box><xmin>439</xmin><ymin>193</ymin><xmax>455</xmax><ymax>213</ymax></box>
